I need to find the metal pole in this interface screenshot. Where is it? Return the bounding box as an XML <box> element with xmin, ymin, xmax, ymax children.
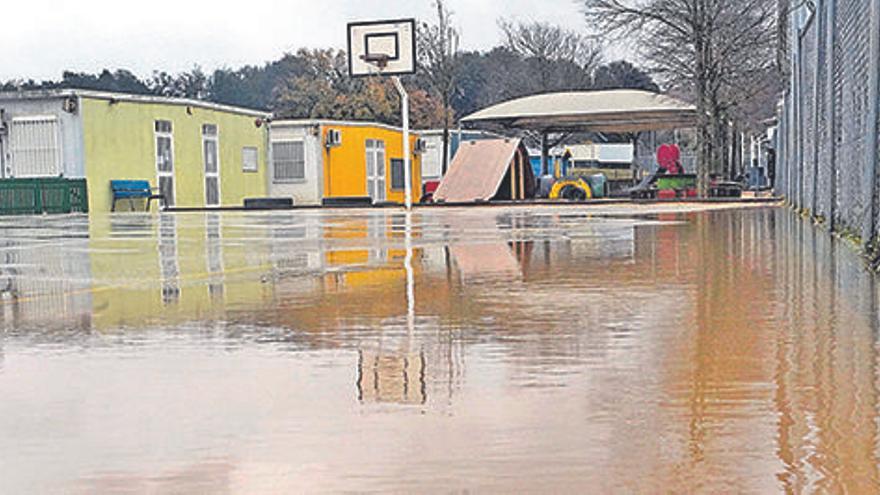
<box><xmin>0</xmin><ymin>110</ymin><xmax>5</xmax><ymax>179</ymax></box>
<box><xmin>826</xmin><ymin>0</ymin><xmax>838</xmax><ymax>229</ymax></box>
<box><xmin>392</xmin><ymin>76</ymin><xmax>412</xmax><ymax>210</ymax></box>
<box><xmin>864</xmin><ymin>0</ymin><xmax>880</xmax><ymax>242</ymax></box>
<box><xmin>795</xmin><ymin>24</ymin><xmax>804</xmax><ymax>209</ymax></box>
<box><xmin>540</xmin><ymin>132</ymin><xmax>549</xmax><ymax>176</ymax></box>
<box><xmin>811</xmin><ymin>4</ymin><xmax>823</xmax><ymax>216</ymax></box>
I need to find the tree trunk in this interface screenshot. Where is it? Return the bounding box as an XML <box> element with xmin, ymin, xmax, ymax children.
<box><xmin>441</xmin><ymin>98</ymin><xmax>450</xmax><ymax>176</ymax></box>
<box><xmin>441</xmin><ymin>127</ymin><xmax>450</xmax><ymax>176</ymax></box>
<box><xmin>696</xmin><ymin>87</ymin><xmax>712</xmax><ymax>197</ymax></box>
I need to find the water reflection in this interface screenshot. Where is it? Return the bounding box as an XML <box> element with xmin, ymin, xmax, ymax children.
<box><xmin>1</xmin><ymin>206</ymin><xmax>879</xmax><ymax>492</ymax></box>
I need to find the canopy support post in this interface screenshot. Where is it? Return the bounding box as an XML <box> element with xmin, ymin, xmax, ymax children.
<box><xmin>541</xmin><ymin>132</ymin><xmax>550</xmax><ymax>176</ymax></box>
<box><xmin>631</xmin><ymin>133</ymin><xmax>640</xmax><ymax>182</ymax></box>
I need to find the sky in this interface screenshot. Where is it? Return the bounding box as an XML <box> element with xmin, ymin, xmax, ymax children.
<box><xmin>1</xmin><ymin>0</ymin><xmax>592</xmax><ymax>81</ymax></box>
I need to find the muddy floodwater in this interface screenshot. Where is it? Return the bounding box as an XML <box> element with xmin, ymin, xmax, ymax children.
<box><xmin>2</xmin><ymin>204</ymin><xmax>880</xmax><ymax>493</ymax></box>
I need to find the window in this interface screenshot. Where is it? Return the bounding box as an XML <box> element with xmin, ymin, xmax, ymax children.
<box><xmin>202</xmin><ymin>123</ymin><xmax>220</xmax><ymax>207</ymax></box>
<box><xmin>365</xmin><ymin>139</ymin><xmax>386</xmax><ymax>202</ymax></box>
<box><xmin>8</xmin><ymin>116</ymin><xmax>61</xmax><ymax>177</ymax></box>
<box><xmin>272</xmin><ymin>141</ymin><xmax>305</xmax><ymax>181</ymax></box>
<box><xmin>155</xmin><ymin>120</ymin><xmax>175</xmax><ymax>206</ymax></box>
<box><xmin>242</xmin><ymin>147</ymin><xmax>258</xmax><ymax>172</ymax></box>
<box><xmin>156</xmin><ymin>136</ymin><xmax>173</xmax><ymax>172</ymax></box>
<box><xmin>390</xmin><ymin>159</ymin><xmax>405</xmax><ymax>190</ymax></box>
<box><xmin>205</xmin><ymin>177</ymin><xmax>220</xmax><ymax>206</ymax></box>
<box><xmin>155</xmin><ymin>120</ymin><xmax>172</xmax><ymax>134</ymax></box>
<box><xmin>203</xmin><ymin>139</ymin><xmax>218</xmax><ymax>174</ymax></box>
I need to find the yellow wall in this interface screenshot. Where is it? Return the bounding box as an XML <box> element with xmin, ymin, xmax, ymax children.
<box><xmin>81</xmin><ymin>97</ymin><xmax>268</xmax><ymax>212</ymax></box>
<box><xmin>322</xmin><ymin>124</ymin><xmax>421</xmax><ymax>203</ymax></box>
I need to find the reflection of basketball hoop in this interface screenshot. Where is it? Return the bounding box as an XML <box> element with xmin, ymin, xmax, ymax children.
<box><xmin>360</xmin><ymin>53</ymin><xmax>391</xmax><ymax>71</ymax></box>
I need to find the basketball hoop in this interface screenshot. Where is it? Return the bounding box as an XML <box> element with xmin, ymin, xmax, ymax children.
<box><xmin>348</xmin><ymin>19</ymin><xmax>417</xmax><ymax>210</ymax></box>
<box><xmin>347</xmin><ymin>19</ymin><xmax>416</xmax><ymax>78</ymax></box>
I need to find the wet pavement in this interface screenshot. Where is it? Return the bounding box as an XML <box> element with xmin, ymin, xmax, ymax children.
<box><xmin>1</xmin><ymin>203</ymin><xmax>879</xmax><ymax>493</ymax></box>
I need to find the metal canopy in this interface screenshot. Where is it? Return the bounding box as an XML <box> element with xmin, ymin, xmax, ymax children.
<box><xmin>460</xmin><ymin>90</ymin><xmax>696</xmax><ymax>133</ymax></box>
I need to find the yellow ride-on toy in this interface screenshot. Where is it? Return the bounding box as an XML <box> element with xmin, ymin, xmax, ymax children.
<box><xmin>549</xmin><ymin>177</ymin><xmax>593</xmax><ymax>201</ymax></box>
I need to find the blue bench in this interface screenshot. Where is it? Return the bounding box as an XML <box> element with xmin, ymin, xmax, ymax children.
<box><xmin>110</xmin><ymin>180</ymin><xmax>165</xmax><ymax>212</ymax></box>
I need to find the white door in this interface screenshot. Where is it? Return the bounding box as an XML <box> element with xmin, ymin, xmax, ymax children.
<box><xmin>155</xmin><ymin>120</ymin><xmax>175</xmax><ymax>207</ymax></box>
<box><xmin>202</xmin><ymin>124</ymin><xmax>220</xmax><ymax>207</ymax></box>
<box><xmin>366</xmin><ymin>139</ymin><xmax>386</xmax><ymax>203</ymax></box>
<box><xmin>7</xmin><ymin>116</ymin><xmax>62</xmax><ymax>178</ymax></box>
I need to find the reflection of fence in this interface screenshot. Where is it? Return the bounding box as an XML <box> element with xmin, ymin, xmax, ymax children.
<box><xmin>0</xmin><ymin>236</ymin><xmax>93</xmax><ymax>328</ymax></box>
<box><xmin>776</xmin><ymin>1</ymin><xmax>880</xmax><ymax>244</ymax></box>
<box><xmin>0</xmin><ymin>178</ymin><xmax>89</xmax><ymax>215</ymax></box>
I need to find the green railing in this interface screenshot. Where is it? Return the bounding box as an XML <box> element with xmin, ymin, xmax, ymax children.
<box><xmin>0</xmin><ymin>178</ymin><xmax>89</xmax><ymax>215</ymax></box>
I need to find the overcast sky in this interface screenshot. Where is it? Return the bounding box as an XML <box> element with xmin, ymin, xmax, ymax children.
<box><xmin>1</xmin><ymin>0</ymin><xmax>593</xmax><ymax>81</ymax></box>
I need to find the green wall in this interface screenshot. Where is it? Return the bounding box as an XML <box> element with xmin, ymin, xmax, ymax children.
<box><xmin>81</xmin><ymin>97</ymin><xmax>268</xmax><ymax>211</ymax></box>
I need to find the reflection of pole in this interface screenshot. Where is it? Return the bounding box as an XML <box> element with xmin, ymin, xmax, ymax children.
<box><xmin>392</xmin><ymin>76</ymin><xmax>412</xmax><ymax>210</ymax></box>
<box><xmin>404</xmin><ymin>211</ymin><xmax>415</xmax><ymax>333</ymax></box>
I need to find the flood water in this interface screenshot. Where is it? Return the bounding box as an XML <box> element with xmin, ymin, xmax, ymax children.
<box><xmin>1</xmin><ymin>204</ymin><xmax>879</xmax><ymax>493</ymax></box>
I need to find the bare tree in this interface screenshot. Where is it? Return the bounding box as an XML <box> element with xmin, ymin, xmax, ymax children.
<box><xmin>497</xmin><ymin>20</ymin><xmax>604</xmax><ymax>174</ymax></box>
<box><xmin>582</xmin><ymin>0</ymin><xmax>778</xmax><ymax>194</ymax></box>
<box><xmin>499</xmin><ymin>20</ymin><xmax>601</xmax><ymax>68</ymax></box>
<box><xmin>498</xmin><ymin>20</ymin><xmax>602</xmax><ymax>91</ymax></box>
<box><xmin>418</xmin><ymin>0</ymin><xmax>460</xmax><ymax>175</ymax></box>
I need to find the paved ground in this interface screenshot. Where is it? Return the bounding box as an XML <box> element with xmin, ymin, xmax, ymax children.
<box><xmin>15</xmin><ymin>203</ymin><xmax>876</xmax><ymax>494</ymax></box>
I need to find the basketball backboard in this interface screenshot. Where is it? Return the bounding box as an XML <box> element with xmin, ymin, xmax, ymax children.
<box><xmin>347</xmin><ymin>19</ymin><xmax>417</xmax><ymax>77</ymax></box>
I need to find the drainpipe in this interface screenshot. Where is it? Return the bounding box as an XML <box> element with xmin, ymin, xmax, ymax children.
<box><xmin>863</xmin><ymin>0</ymin><xmax>880</xmax><ymax>243</ymax></box>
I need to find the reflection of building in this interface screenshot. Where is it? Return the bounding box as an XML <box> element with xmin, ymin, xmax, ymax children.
<box><xmin>0</xmin><ymin>90</ymin><xmax>270</xmax><ymax>211</ymax></box>
<box><xmin>86</xmin><ymin>213</ymin><xmax>273</xmax><ymax>330</ymax></box>
<box><xmin>268</xmin><ymin>120</ymin><xmax>422</xmax><ymax>206</ymax></box>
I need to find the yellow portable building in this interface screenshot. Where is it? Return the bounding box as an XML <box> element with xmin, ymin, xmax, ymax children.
<box><xmin>0</xmin><ymin>89</ymin><xmax>270</xmax><ymax>212</ymax></box>
<box><xmin>268</xmin><ymin>120</ymin><xmax>422</xmax><ymax>206</ymax></box>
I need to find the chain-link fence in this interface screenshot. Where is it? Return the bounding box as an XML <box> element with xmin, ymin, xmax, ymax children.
<box><xmin>776</xmin><ymin>0</ymin><xmax>880</xmax><ymax>246</ymax></box>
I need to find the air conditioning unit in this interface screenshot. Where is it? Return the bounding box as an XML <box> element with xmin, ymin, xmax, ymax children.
<box><xmin>325</xmin><ymin>129</ymin><xmax>342</xmax><ymax>148</ymax></box>
<box><xmin>62</xmin><ymin>96</ymin><xmax>78</xmax><ymax>114</ymax></box>
<box><xmin>413</xmin><ymin>138</ymin><xmax>427</xmax><ymax>154</ymax></box>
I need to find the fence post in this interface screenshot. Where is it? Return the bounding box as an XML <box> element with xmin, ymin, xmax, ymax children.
<box><xmin>826</xmin><ymin>0</ymin><xmax>837</xmax><ymax>230</ymax></box>
<box><xmin>864</xmin><ymin>0</ymin><xmax>880</xmax><ymax>245</ymax></box>
<box><xmin>811</xmin><ymin>5</ymin><xmax>823</xmax><ymax>216</ymax></box>
<box><xmin>795</xmin><ymin>23</ymin><xmax>805</xmax><ymax>210</ymax></box>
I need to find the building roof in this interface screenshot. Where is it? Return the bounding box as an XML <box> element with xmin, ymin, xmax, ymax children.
<box><xmin>461</xmin><ymin>89</ymin><xmax>697</xmax><ymax>133</ymax></box>
<box><xmin>0</xmin><ymin>89</ymin><xmax>270</xmax><ymax>118</ymax></box>
<box><xmin>271</xmin><ymin>119</ymin><xmax>418</xmax><ymax>134</ymax></box>
<box><xmin>415</xmin><ymin>128</ymin><xmax>505</xmax><ymax>138</ymax></box>
<box><xmin>433</xmin><ymin>138</ymin><xmax>524</xmax><ymax>202</ymax></box>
